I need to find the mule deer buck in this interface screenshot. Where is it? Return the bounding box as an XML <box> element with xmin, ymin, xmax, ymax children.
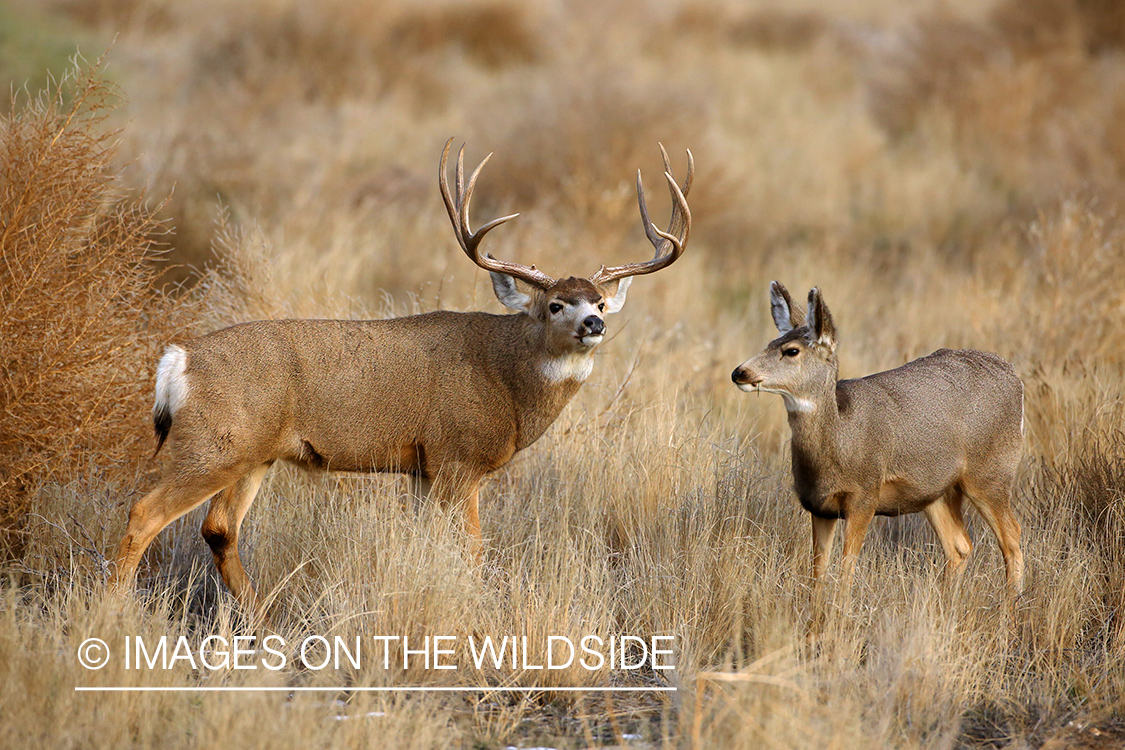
<box><xmin>109</xmin><ymin>139</ymin><xmax>693</xmax><ymax>613</ymax></box>
<box><xmin>731</xmin><ymin>282</ymin><xmax>1024</xmax><ymax>595</ymax></box>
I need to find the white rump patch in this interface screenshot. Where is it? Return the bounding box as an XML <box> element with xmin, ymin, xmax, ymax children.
<box><xmin>540</xmin><ymin>352</ymin><xmax>595</xmax><ymax>384</ymax></box>
<box><xmin>154</xmin><ymin>344</ymin><xmax>189</xmax><ymax>417</ymax></box>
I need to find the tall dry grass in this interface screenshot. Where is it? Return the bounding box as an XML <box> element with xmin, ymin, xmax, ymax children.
<box><xmin>2</xmin><ymin>0</ymin><xmax>1125</xmax><ymax>747</ymax></box>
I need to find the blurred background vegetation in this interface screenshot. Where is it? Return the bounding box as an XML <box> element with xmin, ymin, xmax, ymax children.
<box><xmin>2</xmin><ymin>0</ymin><xmax>1125</xmax><ymax>747</ymax></box>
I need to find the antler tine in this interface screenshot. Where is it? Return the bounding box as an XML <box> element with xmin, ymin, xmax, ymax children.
<box><xmin>438</xmin><ymin>138</ymin><xmax>553</xmax><ymax>289</ymax></box>
<box><xmin>439</xmin><ymin>138</ymin><xmax>461</xmax><ymax>246</ymax></box>
<box><xmin>660</xmin><ymin>143</ymin><xmax>693</xmax><ymax>243</ymax></box>
<box><xmin>659</xmin><ymin>143</ymin><xmax>694</xmax><ymax>196</ymax></box>
<box><xmin>455</xmin><ymin>142</ymin><xmax>466</xmax><ymax>226</ymax></box>
<box><xmin>589</xmin><ymin>146</ymin><xmax>693</xmax><ymax>285</ymax></box>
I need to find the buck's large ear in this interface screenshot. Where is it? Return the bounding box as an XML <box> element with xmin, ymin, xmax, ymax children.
<box><xmin>805</xmin><ymin>288</ymin><xmax>837</xmax><ymax>352</ymax></box>
<box><xmin>600</xmin><ymin>277</ymin><xmax>632</xmax><ymax>314</ymax></box>
<box><xmin>770</xmin><ymin>281</ymin><xmax>804</xmax><ymax>333</ymax></box>
<box><xmin>490</xmin><ymin>272</ymin><xmax>533</xmax><ymax>312</ymax></box>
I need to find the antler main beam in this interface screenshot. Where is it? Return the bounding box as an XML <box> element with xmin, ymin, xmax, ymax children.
<box><xmin>439</xmin><ymin>138</ymin><xmax>555</xmax><ymax>290</ymax></box>
<box><xmin>589</xmin><ymin>144</ymin><xmax>693</xmax><ymax>286</ymax></box>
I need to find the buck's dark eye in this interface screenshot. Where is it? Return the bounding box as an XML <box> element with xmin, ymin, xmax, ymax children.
<box><xmin>783</xmin><ymin>347</ymin><xmax>800</xmax><ymax>357</ymax></box>
<box><xmin>597</xmin><ymin>302</ymin><xmax>605</xmax><ymax>312</ymax></box>
<box><xmin>549</xmin><ymin>302</ymin><xmax>563</xmax><ymax>314</ymax></box>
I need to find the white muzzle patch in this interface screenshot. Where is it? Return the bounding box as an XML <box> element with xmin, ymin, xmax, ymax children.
<box><xmin>579</xmin><ymin>333</ymin><xmax>604</xmax><ymax>347</ymax></box>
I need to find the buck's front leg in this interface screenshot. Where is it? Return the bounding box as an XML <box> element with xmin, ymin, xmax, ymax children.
<box><xmin>428</xmin><ymin>462</ymin><xmax>485</xmax><ymax>565</ymax></box>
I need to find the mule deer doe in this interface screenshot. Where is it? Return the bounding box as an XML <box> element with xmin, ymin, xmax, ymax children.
<box><xmin>731</xmin><ymin>282</ymin><xmax>1024</xmax><ymax>594</ymax></box>
<box><xmin>109</xmin><ymin>139</ymin><xmax>693</xmax><ymax>612</ymax></box>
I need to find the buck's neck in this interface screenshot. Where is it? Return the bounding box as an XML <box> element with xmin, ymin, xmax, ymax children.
<box><xmin>490</xmin><ymin>313</ymin><xmax>591</xmax><ymax>451</ymax></box>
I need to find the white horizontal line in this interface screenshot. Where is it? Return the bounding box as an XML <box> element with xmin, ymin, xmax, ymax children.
<box><xmin>75</xmin><ymin>686</ymin><xmax>677</xmax><ymax>693</ymax></box>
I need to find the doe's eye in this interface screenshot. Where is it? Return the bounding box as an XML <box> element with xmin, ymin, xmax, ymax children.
<box><xmin>549</xmin><ymin>302</ymin><xmax>563</xmax><ymax>314</ymax></box>
<box><xmin>782</xmin><ymin>347</ymin><xmax>800</xmax><ymax>357</ymax></box>
<box><xmin>597</xmin><ymin>302</ymin><xmax>605</xmax><ymax>312</ymax></box>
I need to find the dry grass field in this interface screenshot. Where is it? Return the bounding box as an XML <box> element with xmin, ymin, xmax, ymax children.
<box><xmin>2</xmin><ymin>0</ymin><xmax>1125</xmax><ymax>747</ymax></box>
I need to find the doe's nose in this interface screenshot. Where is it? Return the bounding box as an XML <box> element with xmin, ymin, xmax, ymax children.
<box><xmin>731</xmin><ymin>367</ymin><xmax>746</xmax><ymax>384</ymax></box>
<box><xmin>582</xmin><ymin>315</ymin><xmax>605</xmax><ymax>335</ymax></box>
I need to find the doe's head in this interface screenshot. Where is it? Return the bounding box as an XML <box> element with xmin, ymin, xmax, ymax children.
<box><xmin>731</xmin><ymin>281</ymin><xmax>838</xmax><ymax>412</ymax></box>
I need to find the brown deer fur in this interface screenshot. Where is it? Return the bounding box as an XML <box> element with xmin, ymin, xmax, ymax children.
<box><xmin>732</xmin><ymin>282</ymin><xmax>1024</xmax><ymax>594</ymax></box>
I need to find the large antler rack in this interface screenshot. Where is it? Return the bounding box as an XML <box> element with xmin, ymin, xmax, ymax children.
<box><xmin>588</xmin><ymin>144</ymin><xmax>693</xmax><ymax>286</ymax></box>
<box><xmin>439</xmin><ymin>138</ymin><xmax>555</xmax><ymax>290</ymax></box>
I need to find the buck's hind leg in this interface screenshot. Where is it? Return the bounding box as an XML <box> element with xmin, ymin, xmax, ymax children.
<box><xmin>923</xmin><ymin>489</ymin><xmax>973</xmax><ymax>581</ymax></box>
<box><xmin>110</xmin><ymin>475</ymin><xmax>236</xmax><ymax>596</ymax></box>
<box><xmin>201</xmin><ymin>463</ymin><xmax>272</xmax><ymax>614</ymax></box>
<box><xmin>962</xmin><ymin>474</ymin><xmax>1024</xmax><ymax>593</ymax></box>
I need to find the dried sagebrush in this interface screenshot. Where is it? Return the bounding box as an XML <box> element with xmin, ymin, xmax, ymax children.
<box><xmin>0</xmin><ymin>62</ymin><xmax>198</xmax><ymax>556</ymax></box>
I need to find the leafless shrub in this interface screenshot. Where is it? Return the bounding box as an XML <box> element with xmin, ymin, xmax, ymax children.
<box><xmin>0</xmin><ymin>62</ymin><xmax>198</xmax><ymax>557</ymax></box>
<box><xmin>470</xmin><ymin>65</ymin><xmax>711</xmax><ymax>223</ymax></box>
<box><xmin>385</xmin><ymin>2</ymin><xmax>540</xmax><ymax>70</ymax></box>
<box><xmin>989</xmin><ymin>0</ymin><xmax>1085</xmax><ymax>60</ymax></box>
<box><xmin>191</xmin><ymin>4</ymin><xmax>381</xmax><ymax>103</ymax></box>
<box><xmin>866</xmin><ymin>1</ymin><xmax>1125</xmax><ymax>201</ymax></box>
<box><xmin>675</xmin><ymin>4</ymin><xmax>829</xmax><ymax>54</ymax></box>
<box><xmin>865</xmin><ymin>14</ymin><xmax>999</xmax><ymax>140</ymax></box>
<box><xmin>1074</xmin><ymin>0</ymin><xmax>1125</xmax><ymax>54</ymax></box>
<box><xmin>190</xmin><ymin>0</ymin><xmax>540</xmax><ymax>107</ymax></box>
<box><xmin>1006</xmin><ymin>200</ymin><xmax>1125</xmax><ymax>368</ymax></box>
<box><xmin>47</xmin><ymin>0</ymin><xmax>175</xmax><ymax>32</ymax></box>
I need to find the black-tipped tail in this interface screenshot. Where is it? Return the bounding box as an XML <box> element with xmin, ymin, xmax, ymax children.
<box><xmin>153</xmin><ymin>403</ymin><xmax>172</xmax><ymax>456</ymax></box>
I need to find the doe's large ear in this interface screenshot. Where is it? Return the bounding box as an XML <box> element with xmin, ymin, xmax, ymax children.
<box><xmin>805</xmin><ymin>287</ymin><xmax>837</xmax><ymax>352</ymax></box>
<box><xmin>770</xmin><ymin>281</ymin><xmax>804</xmax><ymax>333</ymax></box>
<box><xmin>490</xmin><ymin>271</ymin><xmax>533</xmax><ymax>313</ymax></box>
<box><xmin>600</xmin><ymin>277</ymin><xmax>632</xmax><ymax>314</ymax></box>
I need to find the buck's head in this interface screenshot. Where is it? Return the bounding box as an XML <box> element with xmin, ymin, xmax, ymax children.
<box><xmin>439</xmin><ymin>138</ymin><xmax>691</xmax><ymax>358</ymax></box>
<box><xmin>489</xmin><ymin>274</ymin><xmax>630</xmax><ymax>353</ymax></box>
<box><xmin>731</xmin><ymin>282</ymin><xmax>838</xmax><ymax>413</ymax></box>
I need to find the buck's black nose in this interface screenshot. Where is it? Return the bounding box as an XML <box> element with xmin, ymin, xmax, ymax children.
<box><xmin>583</xmin><ymin>315</ymin><xmax>605</xmax><ymax>335</ymax></box>
<box><xmin>731</xmin><ymin>367</ymin><xmax>744</xmax><ymax>384</ymax></box>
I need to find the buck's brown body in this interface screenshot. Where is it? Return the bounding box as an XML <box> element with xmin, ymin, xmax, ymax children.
<box><xmin>733</xmin><ymin>282</ymin><xmax>1024</xmax><ymax>594</ymax></box>
<box><xmin>169</xmin><ymin>310</ymin><xmax>587</xmax><ymax>479</ymax></box>
<box><xmin>109</xmin><ymin>140</ymin><xmax>693</xmax><ymax>615</ymax></box>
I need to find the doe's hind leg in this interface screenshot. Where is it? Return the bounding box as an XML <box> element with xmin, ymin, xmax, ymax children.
<box><xmin>962</xmin><ymin>474</ymin><xmax>1024</xmax><ymax>593</ymax></box>
<box><xmin>923</xmin><ymin>489</ymin><xmax>974</xmax><ymax>582</ymax></box>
